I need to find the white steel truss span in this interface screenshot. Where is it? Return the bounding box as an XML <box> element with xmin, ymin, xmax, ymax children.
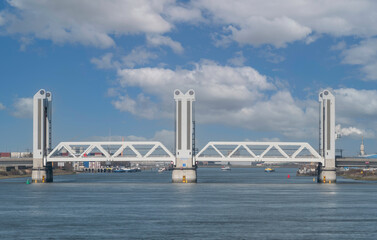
<box><xmin>195</xmin><ymin>142</ymin><xmax>324</xmax><ymax>165</ymax></box>
<box><xmin>47</xmin><ymin>141</ymin><xmax>175</xmax><ymax>163</ymax></box>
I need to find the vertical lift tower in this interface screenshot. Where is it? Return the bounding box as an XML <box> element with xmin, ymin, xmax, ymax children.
<box><xmin>32</xmin><ymin>89</ymin><xmax>53</xmax><ymax>183</ymax></box>
<box><xmin>318</xmin><ymin>90</ymin><xmax>336</xmax><ymax>183</ymax></box>
<box><xmin>172</xmin><ymin>89</ymin><xmax>197</xmax><ymax>183</ymax></box>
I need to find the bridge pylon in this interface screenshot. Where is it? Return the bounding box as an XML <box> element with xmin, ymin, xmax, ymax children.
<box><xmin>172</xmin><ymin>89</ymin><xmax>197</xmax><ymax>183</ymax></box>
<box><xmin>318</xmin><ymin>89</ymin><xmax>336</xmax><ymax>183</ymax></box>
<box><xmin>32</xmin><ymin>89</ymin><xmax>53</xmax><ymax>183</ymax></box>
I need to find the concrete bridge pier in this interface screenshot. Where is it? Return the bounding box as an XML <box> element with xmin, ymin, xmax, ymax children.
<box><xmin>172</xmin><ymin>157</ymin><xmax>197</xmax><ymax>183</ymax></box>
<box><xmin>172</xmin><ymin>89</ymin><xmax>197</xmax><ymax>183</ymax></box>
<box><xmin>318</xmin><ymin>163</ymin><xmax>336</xmax><ymax>183</ymax></box>
<box><xmin>32</xmin><ymin>159</ymin><xmax>53</xmax><ymax>183</ymax></box>
<box><xmin>318</xmin><ymin>90</ymin><xmax>336</xmax><ymax>183</ymax></box>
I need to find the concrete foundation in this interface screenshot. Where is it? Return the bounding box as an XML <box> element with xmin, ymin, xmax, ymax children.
<box><xmin>172</xmin><ymin>168</ymin><xmax>197</xmax><ymax>183</ymax></box>
<box><xmin>32</xmin><ymin>159</ymin><xmax>53</xmax><ymax>183</ymax></box>
<box><xmin>318</xmin><ymin>165</ymin><xmax>336</xmax><ymax>183</ymax></box>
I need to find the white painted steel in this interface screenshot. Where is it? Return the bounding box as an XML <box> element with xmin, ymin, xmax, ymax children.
<box><xmin>47</xmin><ymin>141</ymin><xmax>175</xmax><ymax>163</ymax></box>
<box><xmin>195</xmin><ymin>141</ymin><xmax>324</xmax><ymax>165</ymax></box>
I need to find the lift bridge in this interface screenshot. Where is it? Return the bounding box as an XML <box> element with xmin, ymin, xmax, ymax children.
<box><xmin>32</xmin><ymin>89</ymin><xmax>334</xmax><ymax>183</ymax></box>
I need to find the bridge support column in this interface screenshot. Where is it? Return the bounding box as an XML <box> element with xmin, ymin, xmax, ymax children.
<box><xmin>318</xmin><ymin>90</ymin><xmax>336</xmax><ymax>183</ymax></box>
<box><xmin>32</xmin><ymin>89</ymin><xmax>53</xmax><ymax>183</ymax></box>
<box><xmin>318</xmin><ymin>163</ymin><xmax>336</xmax><ymax>183</ymax></box>
<box><xmin>32</xmin><ymin>160</ymin><xmax>53</xmax><ymax>183</ymax></box>
<box><xmin>172</xmin><ymin>90</ymin><xmax>197</xmax><ymax>183</ymax></box>
<box><xmin>172</xmin><ymin>166</ymin><xmax>197</xmax><ymax>183</ymax></box>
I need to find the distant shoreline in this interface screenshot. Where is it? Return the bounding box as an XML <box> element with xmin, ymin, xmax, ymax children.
<box><xmin>0</xmin><ymin>169</ymin><xmax>76</xmax><ymax>180</ymax></box>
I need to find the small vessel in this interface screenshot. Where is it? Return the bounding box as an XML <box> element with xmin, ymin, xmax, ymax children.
<box><xmin>158</xmin><ymin>167</ymin><xmax>166</xmax><ymax>173</ymax></box>
<box><xmin>221</xmin><ymin>166</ymin><xmax>231</xmax><ymax>171</ymax></box>
<box><xmin>114</xmin><ymin>167</ymin><xmax>141</xmax><ymax>173</ymax></box>
<box><xmin>264</xmin><ymin>168</ymin><xmax>275</xmax><ymax>173</ymax></box>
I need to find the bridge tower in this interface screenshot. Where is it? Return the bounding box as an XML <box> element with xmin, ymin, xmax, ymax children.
<box><xmin>32</xmin><ymin>89</ymin><xmax>53</xmax><ymax>183</ymax></box>
<box><xmin>318</xmin><ymin>89</ymin><xmax>336</xmax><ymax>183</ymax></box>
<box><xmin>172</xmin><ymin>89</ymin><xmax>197</xmax><ymax>183</ymax></box>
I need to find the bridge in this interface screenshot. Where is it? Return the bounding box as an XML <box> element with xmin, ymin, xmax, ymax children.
<box><xmin>0</xmin><ymin>158</ymin><xmax>32</xmax><ymax>171</ymax></box>
<box><xmin>30</xmin><ymin>88</ymin><xmax>338</xmax><ymax>183</ymax></box>
<box><xmin>336</xmin><ymin>157</ymin><xmax>377</xmax><ymax>168</ymax></box>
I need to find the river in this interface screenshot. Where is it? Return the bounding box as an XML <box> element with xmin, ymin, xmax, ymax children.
<box><xmin>1</xmin><ymin>168</ymin><xmax>377</xmax><ymax>239</ymax></box>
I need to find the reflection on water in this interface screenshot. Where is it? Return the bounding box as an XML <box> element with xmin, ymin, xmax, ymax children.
<box><xmin>1</xmin><ymin>168</ymin><xmax>377</xmax><ymax>240</ymax></box>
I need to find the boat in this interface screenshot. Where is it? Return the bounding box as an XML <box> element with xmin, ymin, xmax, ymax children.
<box><xmin>221</xmin><ymin>166</ymin><xmax>231</xmax><ymax>171</ymax></box>
<box><xmin>114</xmin><ymin>167</ymin><xmax>141</xmax><ymax>173</ymax></box>
<box><xmin>265</xmin><ymin>168</ymin><xmax>275</xmax><ymax>173</ymax></box>
<box><xmin>158</xmin><ymin>167</ymin><xmax>166</xmax><ymax>173</ymax></box>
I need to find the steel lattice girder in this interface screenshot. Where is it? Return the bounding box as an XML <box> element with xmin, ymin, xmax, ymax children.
<box><xmin>195</xmin><ymin>141</ymin><xmax>324</xmax><ymax>165</ymax></box>
<box><xmin>47</xmin><ymin>141</ymin><xmax>175</xmax><ymax>163</ymax></box>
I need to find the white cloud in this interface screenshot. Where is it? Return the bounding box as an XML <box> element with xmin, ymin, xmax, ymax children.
<box><xmin>1</xmin><ymin>0</ymin><xmax>174</xmax><ymax>48</ymax></box>
<box><xmin>91</xmin><ymin>53</ymin><xmax>119</xmax><ymax>70</ymax></box>
<box><xmin>112</xmin><ymin>93</ymin><xmax>161</xmax><ymax>120</ymax></box>
<box><xmin>227</xmin><ymin>51</ymin><xmax>246</xmax><ymax>66</ymax></box>
<box><xmin>11</xmin><ymin>97</ymin><xmax>33</xmax><ymax>118</ymax></box>
<box><xmin>122</xmin><ymin>48</ymin><xmax>158</xmax><ymax>68</ymax></box>
<box><xmin>91</xmin><ymin>48</ymin><xmax>158</xmax><ymax>70</ymax></box>
<box><xmin>146</xmin><ymin>35</ymin><xmax>184</xmax><ymax>54</ymax></box>
<box><xmin>335</xmin><ymin>88</ymin><xmax>377</xmax><ymax>120</ymax></box>
<box><xmin>227</xmin><ymin>16</ymin><xmax>311</xmax><ymax>48</ymax></box>
<box><xmin>112</xmin><ymin>61</ymin><xmax>323</xmax><ymax>138</ymax></box>
<box><xmin>110</xmin><ymin>61</ymin><xmax>377</xmax><ymax>139</ymax></box>
<box><xmin>164</xmin><ymin>4</ymin><xmax>204</xmax><ymax>23</ymax></box>
<box><xmin>194</xmin><ymin>0</ymin><xmax>377</xmax><ymax>47</ymax></box>
<box><xmin>334</xmin><ymin>88</ymin><xmax>377</xmax><ymax>138</ymax></box>
<box><xmin>0</xmin><ymin>102</ymin><xmax>5</xmax><ymax>110</ymax></box>
<box><xmin>341</xmin><ymin>38</ymin><xmax>377</xmax><ymax>80</ymax></box>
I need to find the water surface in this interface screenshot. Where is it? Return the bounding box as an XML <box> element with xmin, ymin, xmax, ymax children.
<box><xmin>1</xmin><ymin>168</ymin><xmax>376</xmax><ymax>239</ymax></box>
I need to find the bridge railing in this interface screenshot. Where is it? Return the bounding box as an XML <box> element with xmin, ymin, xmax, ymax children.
<box><xmin>47</xmin><ymin>141</ymin><xmax>175</xmax><ymax>163</ymax></box>
<box><xmin>195</xmin><ymin>141</ymin><xmax>324</xmax><ymax>165</ymax></box>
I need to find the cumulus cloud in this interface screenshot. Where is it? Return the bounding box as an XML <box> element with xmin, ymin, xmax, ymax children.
<box><xmin>109</xmin><ymin>61</ymin><xmax>377</xmax><ymax>140</ymax></box>
<box><xmin>111</xmin><ymin>61</ymin><xmax>324</xmax><ymax>138</ymax></box>
<box><xmin>194</xmin><ymin>0</ymin><xmax>377</xmax><ymax>47</ymax></box>
<box><xmin>2</xmin><ymin>0</ymin><xmax>377</xmax><ymax>51</ymax></box>
<box><xmin>335</xmin><ymin>88</ymin><xmax>377</xmax><ymax>120</ymax></box>
<box><xmin>333</xmin><ymin>88</ymin><xmax>377</xmax><ymax>138</ymax></box>
<box><xmin>1</xmin><ymin>0</ymin><xmax>175</xmax><ymax>48</ymax></box>
<box><xmin>341</xmin><ymin>38</ymin><xmax>377</xmax><ymax>80</ymax></box>
<box><xmin>146</xmin><ymin>35</ymin><xmax>184</xmax><ymax>54</ymax></box>
<box><xmin>0</xmin><ymin>102</ymin><xmax>5</xmax><ymax>110</ymax></box>
<box><xmin>11</xmin><ymin>97</ymin><xmax>33</xmax><ymax>118</ymax></box>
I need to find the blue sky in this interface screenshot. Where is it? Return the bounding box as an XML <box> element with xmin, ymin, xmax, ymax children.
<box><xmin>1</xmin><ymin>0</ymin><xmax>377</xmax><ymax>156</ymax></box>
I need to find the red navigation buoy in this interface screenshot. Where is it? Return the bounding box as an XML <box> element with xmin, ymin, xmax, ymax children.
<box><xmin>287</xmin><ymin>174</ymin><xmax>291</xmax><ymax>179</ymax></box>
